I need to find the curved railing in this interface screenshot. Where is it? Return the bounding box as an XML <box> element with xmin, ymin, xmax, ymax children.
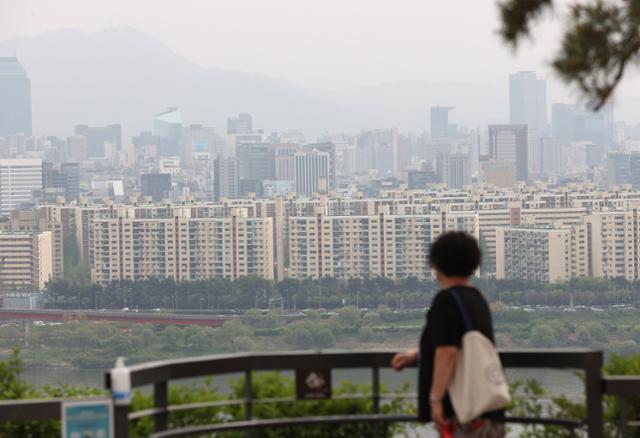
<box><xmin>103</xmin><ymin>349</ymin><xmax>605</xmax><ymax>438</ymax></box>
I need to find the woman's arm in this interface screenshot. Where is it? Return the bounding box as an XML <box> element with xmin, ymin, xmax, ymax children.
<box><xmin>429</xmin><ymin>346</ymin><xmax>459</xmax><ymax>425</ymax></box>
<box><xmin>390</xmin><ymin>347</ymin><xmax>419</xmax><ymax>371</ymax></box>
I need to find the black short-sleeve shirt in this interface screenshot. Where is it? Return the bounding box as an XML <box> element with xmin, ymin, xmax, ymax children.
<box><xmin>417</xmin><ymin>286</ymin><xmax>505</xmax><ymax>422</ymax></box>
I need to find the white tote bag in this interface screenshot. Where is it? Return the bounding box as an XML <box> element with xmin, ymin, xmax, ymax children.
<box><xmin>447</xmin><ymin>290</ymin><xmax>511</xmax><ymax>424</ymax></box>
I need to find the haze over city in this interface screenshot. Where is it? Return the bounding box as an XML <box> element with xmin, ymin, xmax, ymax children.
<box><xmin>2</xmin><ymin>1</ymin><xmax>640</xmax><ymax>436</ymax></box>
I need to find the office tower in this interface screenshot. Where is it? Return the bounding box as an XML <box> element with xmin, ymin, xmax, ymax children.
<box><xmin>294</xmin><ymin>150</ymin><xmax>330</xmax><ymax>197</ymax></box>
<box><xmin>488</xmin><ymin>125</ymin><xmax>528</xmax><ymax>182</ymax></box>
<box><xmin>270</xmin><ymin>144</ymin><xmax>299</xmax><ymax>181</ymax></box>
<box><xmin>65</xmin><ymin>135</ymin><xmax>88</xmax><ymax>162</ymax></box>
<box><xmin>539</xmin><ymin>138</ymin><xmax>562</xmax><ymax>178</ymax></box>
<box><xmin>407</xmin><ymin>169</ymin><xmax>437</xmax><ymax>189</ymax></box>
<box><xmin>140</xmin><ymin>173</ymin><xmax>172</xmax><ymax>202</ymax></box>
<box><xmin>552</xmin><ymin>103</ymin><xmax>614</xmax><ymax>150</ymax></box>
<box><xmin>182</xmin><ymin>124</ymin><xmax>217</xmax><ymax>164</ymax></box>
<box><xmin>0</xmin><ymin>159</ymin><xmax>42</xmax><ymax>217</ymax></box>
<box><xmin>552</xmin><ymin>103</ymin><xmax>579</xmax><ymax>145</ymax></box>
<box><xmin>436</xmin><ymin>153</ymin><xmax>470</xmax><ymax>188</ymax></box>
<box><xmin>154</xmin><ymin>108</ymin><xmax>183</xmax><ymax>156</ymax></box>
<box><xmin>213</xmin><ymin>157</ymin><xmax>240</xmax><ymax>201</ymax></box>
<box><xmin>0</xmin><ymin>58</ymin><xmax>32</xmax><ymax>137</ymax></box>
<box><xmin>509</xmin><ymin>71</ymin><xmax>547</xmax><ymax>135</ymax></box>
<box><xmin>89</xmin><ymin>180</ymin><xmax>125</xmax><ymax>201</ymax></box>
<box><xmin>90</xmin><ymin>212</ymin><xmax>273</xmax><ymax>284</ymax></box>
<box><xmin>74</xmin><ymin>124</ymin><xmax>121</xmax><ymax>158</ymax></box>
<box><xmin>236</xmin><ymin>143</ymin><xmax>272</xmax><ymax>196</ymax></box>
<box><xmin>607</xmin><ymin>152</ymin><xmax>640</xmax><ymax>188</ymax></box>
<box><xmin>0</xmin><ymin>231</ymin><xmax>53</xmax><ymax>292</ymax></box>
<box><xmin>42</xmin><ymin>162</ymin><xmax>80</xmax><ymax>202</ymax></box>
<box><xmin>430</xmin><ymin>106</ymin><xmax>456</xmax><ymax>138</ymax></box>
<box><xmin>302</xmin><ymin>142</ymin><xmax>336</xmax><ymax>191</ymax></box>
<box><xmin>495</xmin><ymin>226</ymin><xmax>571</xmax><ymax>283</ymax></box>
<box><xmin>227</xmin><ymin>113</ymin><xmax>253</xmax><ymax>134</ymax></box>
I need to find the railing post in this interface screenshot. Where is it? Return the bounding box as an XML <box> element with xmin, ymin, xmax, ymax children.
<box><xmin>245</xmin><ymin>369</ymin><xmax>253</xmax><ymax>438</ymax></box>
<box><xmin>585</xmin><ymin>351</ymin><xmax>604</xmax><ymax>438</ymax></box>
<box><xmin>619</xmin><ymin>396</ymin><xmax>629</xmax><ymax>438</ymax></box>
<box><xmin>113</xmin><ymin>403</ymin><xmax>129</xmax><ymax>438</ymax></box>
<box><xmin>372</xmin><ymin>366</ymin><xmax>381</xmax><ymax>438</ymax></box>
<box><xmin>154</xmin><ymin>381</ymin><xmax>168</xmax><ymax>433</ymax></box>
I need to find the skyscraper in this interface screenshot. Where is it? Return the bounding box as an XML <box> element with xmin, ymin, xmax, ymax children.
<box><xmin>488</xmin><ymin>125</ymin><xmax>529</xmax><ymax>182</ymax></box>
<box><xmin>154</xmin><ymin>108</ymin><xmax>183</xmax><ymax>156</ymax></box>
<box><xmin>302</xmin><ymin>142</ymin><xmax>336</xmax><ymax>192</ymax></box>
<box><xmin>607</xmin><ymin>152</ymin><xmax>640</xmax><ymax>189</ymax></box>
<box><xmin>74</xmin><ymin>124</ymin><xmax>121</xmax><ymax>158</ymax></box>
<box><xmin>430</xmin><ymin>106</ymin><xmax>456</xmax><ymax>138</ymax></box>
<box><xmin>436</xmin><ymin>152</ymin><xmax>470</xmax><ymax>188</ymax></box>
<box><xmin>509</xmin><ymin>71</ymin><xmax>547</xmax><ymax>136</ymax></box>
<box><xmin>42</xmin><ymin>162</ymin><xmax>80</xmax><ymax>202</ymax></box>
<box><xmin>0</xmin><ymin>58</ymin><xmax>32</xmax><ymax>137</ymax></box>
<box><xmin>227</xmin><ymin>113</ymin><xmax>253</xmax><ymax>134</ymax></box>
<box><xmin>213</xmin><ymin>157</ymin><xmax>240</xmax><ymax>201</ymax></box>
<box><xmin>141</xmin><ymin>173</ymin><xmax>172</xmax><ymax>202</ymax></box>
<box><xmin>0</xmin><ymin>159</ymin><xmax>42</xmax><ymax>216</ymax></box>
<box><xmin>294</xmin><ymin>150</ymin><xmax>330</xmax><ymax>197</ymax></box>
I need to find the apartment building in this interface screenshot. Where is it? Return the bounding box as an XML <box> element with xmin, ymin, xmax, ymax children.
<box><xmin>287</xmin><ymin>211</ymin><xmax>478</xmax><ymax>280</ymax></box>
<box><xmin>0</xmin><ymin>207</ymin><xmax>64</xmax><ymax>278</ymax></box>
<box><xmin>496</xmin><ymin>227</ymin><xmax>572</xmax><ymax>283</ymax></box>
<box><xmin>21</xmin><ymin>184</ymin><xmax>640</xmax><ymax>284</ymax></box>
<box><xmin>90</xmin><ymin>209</ymin><xmax>273</xmax><ymax>284</ymax></box>
<box><xmin>0</xmin><ymin>231</ymin><xmax>53</xmax><ymax>291</ymax></box>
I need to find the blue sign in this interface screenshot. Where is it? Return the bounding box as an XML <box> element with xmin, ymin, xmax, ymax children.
<box><xmin>62</xmin><ymin>400</ymin><xmax>113</xmax><ymax>438</ymax></box>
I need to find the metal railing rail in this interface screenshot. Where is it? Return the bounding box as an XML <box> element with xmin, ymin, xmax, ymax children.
<box><xmin>102</xmin><ymin>349</ymin><xmax>603</xmax><ymax>438</ymax></box>
<box><xmin>0</xmin><ymin>349</ymin><xmax>614</xmax><ymax>437</ymax></box>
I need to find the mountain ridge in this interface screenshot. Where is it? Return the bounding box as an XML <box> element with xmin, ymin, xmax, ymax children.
<box><xmin>0</xmin><ymin>27</ymin><xmax>507</xmax><ymax>140</ymax></box>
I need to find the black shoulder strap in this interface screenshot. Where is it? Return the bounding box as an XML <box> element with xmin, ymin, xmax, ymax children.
<box><xmin>450</xmin><ymin>288</ymin><xmax>473</xmax><ymax>332</ymax></box>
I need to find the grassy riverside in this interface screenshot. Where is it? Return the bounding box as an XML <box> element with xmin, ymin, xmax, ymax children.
<box><xmin>0</xmin><ymin>305</ymin><xmax>640</xmax><ymax>368</ymax></box>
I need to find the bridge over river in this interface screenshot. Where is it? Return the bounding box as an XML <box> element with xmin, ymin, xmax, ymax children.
<box><xmin>0</xmin><ymin>308</ymin><xmax>236</xmax><ymax>326</ymax></box>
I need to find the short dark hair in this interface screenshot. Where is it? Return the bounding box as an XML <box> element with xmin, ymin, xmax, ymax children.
<box><xmin>428</xmin><ymin>231</ymin><xmax>481</xmax><ymax>277</ymax></box>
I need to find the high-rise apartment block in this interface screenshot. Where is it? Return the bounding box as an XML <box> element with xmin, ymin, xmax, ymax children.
<box><xmin>0</xmin><ymin>231</ymin><xmax>53</xmax><ymax>292</ymax></box>
<box><xmin>496</xmin><ymin>227</ymin><xmax>572</xmax><ymax>283</ymax></box>
<box><xmin>90</xmin><ymin>210</ymin><xmax>273</xmax><ymax>284</ymax></box>
<box><xmin>23</xmin><ymin>184</ymin><xmax>640</xmax><ymax>285</ymax></box>
<box><xmin>0</xmin><ymin>58</ymin><xmax>32</xmax><ymax>137</ymax></box>
<box><xmin>0</xmin><ymin>159</ymin><xmax>43</xmax><ymax>217</ymax></box>
<box><xmin>0</xmin><ymin>207</ymin><xmax>64</xmax><ymax>279</ymax></box>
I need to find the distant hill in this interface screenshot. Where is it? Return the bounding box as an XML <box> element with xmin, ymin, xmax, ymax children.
<box><xmin>0</xmin><ymin>27</ymin><xmax>507</xmax><ymax>140</ymax></box>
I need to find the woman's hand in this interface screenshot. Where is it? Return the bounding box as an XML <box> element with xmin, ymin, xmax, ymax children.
<box><xmin>391</xmin><ymin>348</ymin><xmax>418</xmax><ymax>371</ymax></box>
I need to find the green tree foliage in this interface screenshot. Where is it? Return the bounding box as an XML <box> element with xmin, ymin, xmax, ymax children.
<box><xmin>498</xmin><ymin>0</ymin><xmax>640</xmax><ymax>109</ymax></box>
<box><xmin>0</xmin><ymin>349</ymin><xmax>101</xmax><ymax>438</ymax></box>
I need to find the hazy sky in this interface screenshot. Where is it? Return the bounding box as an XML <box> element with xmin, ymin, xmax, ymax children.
<box><xmin>1</xmin><ymin>0</ymin><xmax>638</xmax><ymax>103</ymax></box>
<box><xmin>0</xmin><ymin>1</ymin><xmax>562</xmax><ymax>86</ymax></box>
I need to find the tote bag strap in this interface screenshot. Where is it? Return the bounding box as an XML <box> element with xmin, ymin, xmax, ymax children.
<box><xmin>449</xmin><ymin>288</ymin><xmax>473</xmax><ymax>332</ymax></box>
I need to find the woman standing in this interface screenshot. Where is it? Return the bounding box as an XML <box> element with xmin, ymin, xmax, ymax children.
<box><xmin>391</xmin><ymin>231</ymin><xmax>505</xmax><ymax>437</ymax></box>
